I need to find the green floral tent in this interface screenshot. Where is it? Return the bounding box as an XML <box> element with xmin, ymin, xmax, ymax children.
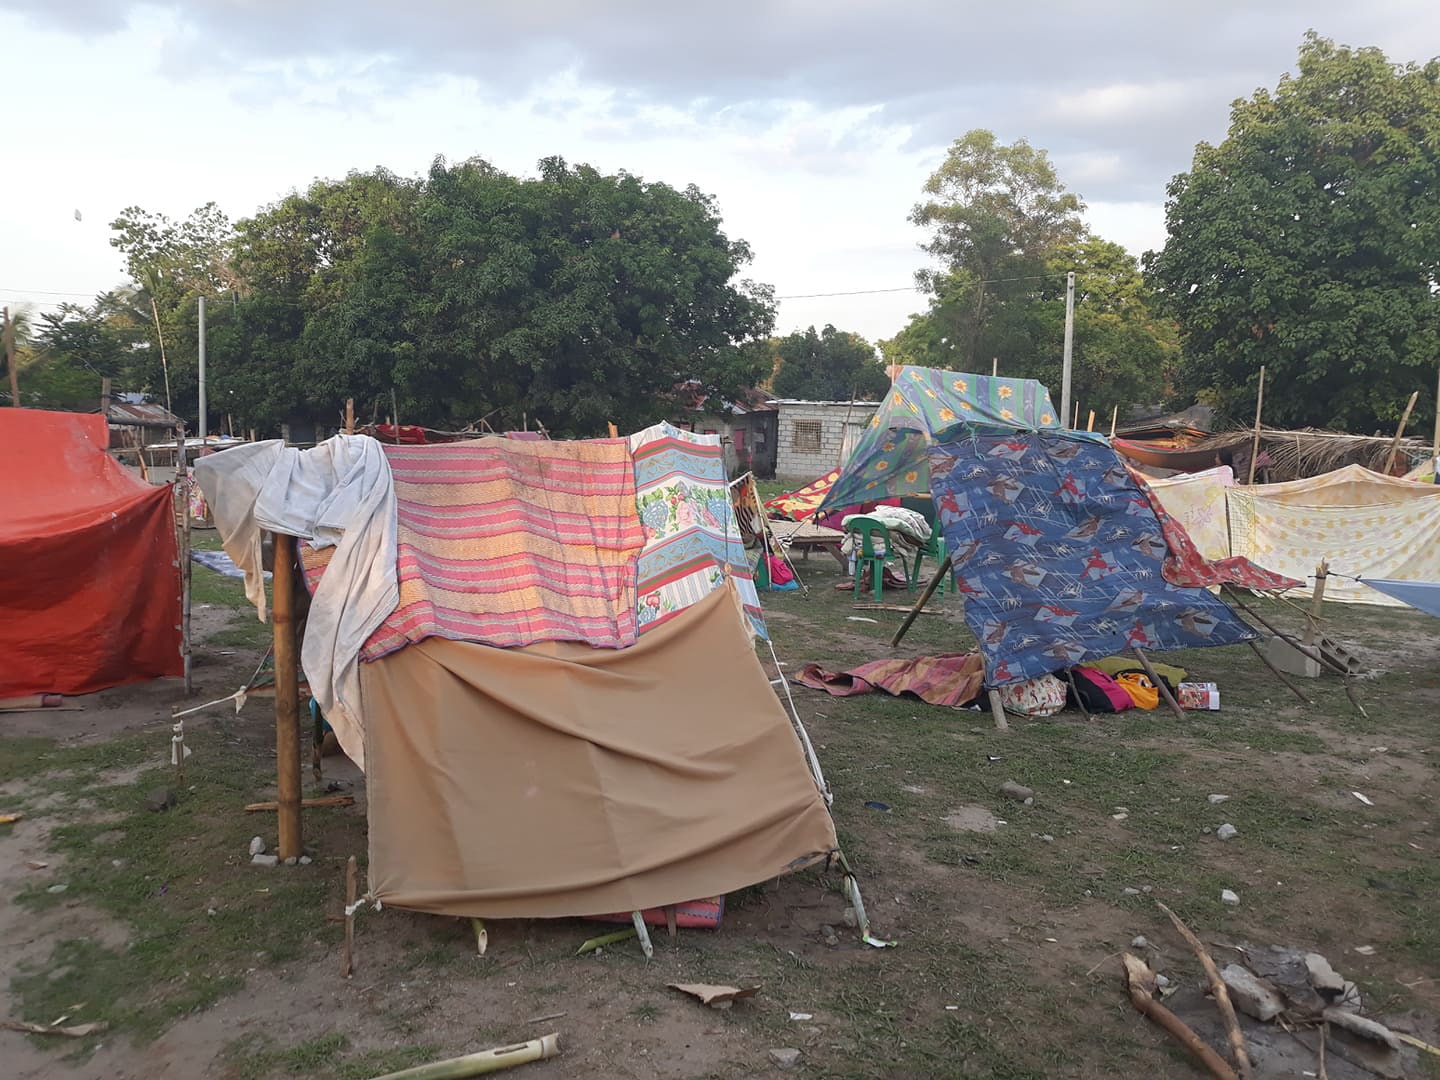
<box><xmin>818</xmin><ymin>366</ymin><xmax>1065</xmax><ymax>514</ymax></box>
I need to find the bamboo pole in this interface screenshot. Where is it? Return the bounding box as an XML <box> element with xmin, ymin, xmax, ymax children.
<box><xmin>1157</xmin><ymin>903</ymin><xmax>1252</xmax><ymax>1078</ymax></box>
<box><xmin>1109</xmin><ymin>406</ymin><xmax>1119</xmax><ymax>439</ymax></box>
<box><xmin>176</xmin><ymin>423</ymin><xmax>192</xmax><ymax>694</ymax></box>
<box><xmin>3</xmin><ymin>307</ymin><xmax>16</xmax><ymax>406</ymax></box>
<box><xmin>1221</xmin><ymin>587</ymin><xmax>1368</xmax><ymax>717</ymax></box>
<box><xmin>1132</xmin><ymin>648</ymin><xmax>1184</xmax><ymax>719</ymax></box>
<box><xmin>1244</xmin><ymin>640</ymin><xmax>1312</xmax><ymax>705</ymax></box>
<box><xmin>1086</xmin><ymin>409</ymin><xmax>1096</xmax><ymax>432</ymax></box>
<box><xmin>889</xmin><ymin>553</ymin><xmax>952</xmax><ymax>647</ymax></box>
<box><xmin>1072</xmin><ymin>401</ymin><xmax>1080</xmax><ymax>429</ymax></box>
<box><xmin>991</xmin><ymin>357</ymin><xmax>998</xmax><ymax>377</ymax></box>
<box><xmin>368</xmin><ymin>1034</ymin><xmax>561</xmax><ymax>1079</ymax></box>
<box><xmin>1432</xmin><ymin>365</ymin><xmax>1440</xmax><ymax>481</ymax></box>
<box><xmin>1304</xmin><ymin>560</ymin><xmax>1329</xmax><ymax>648</ymax></box>
<box><xmin>1385</xmin><ymin>391</ymin><xmax>1420</xmax><ymax>473</ymax></box>
<box><xmin>342</xmin><ymin>854</ymin><xmax>357</xmax><ymax>977</ymax></box>
<box><xmin>607</xmin><ymin>422</ymin><xmax>618</xmax><ymax>438</ymax></box>
<box><xmin>1246</xmin><ymin>366</ymin><xmax>1266</xmax><ymax>484</ymax></box>
<box><xmin>344</xmin><ymin>398</ymin><xmax>355</xmax><ymax>435</ymax></box>
<box><xmin>1123</xmin><ymin>954</ymin><xmax>1238</xmax><ymax>1080</ymax></box>
<box><xmin>272</xmin><ymin>533</ymin><xmax>303</xmax><ymax>860</ymax></box>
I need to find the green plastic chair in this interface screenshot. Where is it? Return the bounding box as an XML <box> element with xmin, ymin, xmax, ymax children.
<box><xmin>847</xmin><ymin>516</ymin><xmax>908</xmax><ymax>601</ymax></box>
<box><xmin>910</xmin><ymin>533</ymin><xmax>947</xmax><ymax>596</ymax></box>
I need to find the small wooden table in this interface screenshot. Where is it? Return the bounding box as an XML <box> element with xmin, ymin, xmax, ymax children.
<box><xmin>769</xmin><ymin>519</ymin><xmax>848</xmax><ymax>571</ymax></box>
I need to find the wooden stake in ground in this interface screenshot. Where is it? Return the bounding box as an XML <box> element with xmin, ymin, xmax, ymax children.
<box><xmin>1109</xmin><ymin>405</ymin><xmax>1119</xmax><ymax>439</ymax></box>
<box><xmin>607</xmin><ymin>422</ymin><xmax>618</xmax><ymax>438</ymax></box>
<box><xmin>987</xmin><ymin>689</ymin><xmax>1010</xmax><ymax>732</ymax></box>
<box><xmin>367</xmin><ymin>1033</ymin><xmax>560</xmax><ymax>1079</ymax></box>
<box><xmin>175</xmin><ymin>423</ymin><xmax>193</xmax><ymax>695</ymax></box>
<box><xmin>889</xmin><ymin>553</ymin><xmax>952</xmax><ymax>648</ymax></box>
<box><xmin>344</xmin><ymin>397</ymin><xmax>355</xmax><ymax>435</ymax></box>
<box><xmin>1385</xmin><ymin>390</ymin><xmax>1420</xmax><ymax>474</ymax></box>
<box><xmin>1246</xmin><ymin>366</ymin><xmax>1266</xmax><ymax>484</ymax></box>
<box><xmin>271</xmin><ymin>533</ymin><xmax>304</xmax><ymax>861</ymax></box>
<box><xmin>1122</xmin><ymin>953</ymin><xmax>1238</xmax><ymax>1080</ymax></box>
<box><xmin>1086</xmin><ymin>409</ymin><xmax>1096</xmax><ymax>432</ymax></box>
<box><xmin>343</xmin><ymin>854</ymin><xmax>357</xmax><ymax>978</ymax></box>
<box><xmin>1156</xmin><ymin>901</ymin><xmax>1253</xmax><ymax>1079</ymax></box>
<box><xmin>1304</xmin><ymin>560</ymin><xmax>1329</xmax><ymax>648</ymax></box>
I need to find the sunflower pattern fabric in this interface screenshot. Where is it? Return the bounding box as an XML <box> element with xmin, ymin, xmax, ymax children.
<box><xmin>819</xmin><ymin>365</ymin><xmax>1065</xmax><ymax>515</ymax></box>
<box><xmin>927</xmin><ymin>431</ymin><xmax>1256</xmax><ymax>687</ymax></box>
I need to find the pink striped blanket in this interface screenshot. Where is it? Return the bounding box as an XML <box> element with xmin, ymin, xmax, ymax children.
<box><xmin>304</xmin><ymin>437</ymin><xmax>646</xmax><ymax>656</ymax></box>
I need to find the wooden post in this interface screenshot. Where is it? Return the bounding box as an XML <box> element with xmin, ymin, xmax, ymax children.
<box><xmin>890</xmin><ymin>553</ymin><xmax>952</xmax><ymax>647</ymax></box>
<box><xmin>991</xmin><ymin>357</ymin><xmax>998</xmax><ymax>377</ymax></box>
<box><xmin>1109</xmin><ymin>406</ymin><xmax>1119</xmax><ymax>439</ymax></box>
<box><xmin>343</xmin><ymin>854</ymin><xmax>357</xmax><ymax>977</ymax></box>
<box><xmin>1246</xmin><ymin>366</ymin><xmax>1266</xmax><ymax>484</ymax></box>
<box><xmin>1385</xmin><ymin>391</ymin><xmax>1420</xmax><ymax>474</ymax></box>
<box><xmin>1432</xmin><ymin>365</ymin><xmax>1440</xmax><ymax>480</ymax></box>
<box><xmin>391</xmin><ymin>388</ymin><xmax>399</xmax><ymax>431</ymax></box>
<box><xmin>272</xmin><ymin>533</ymin><xmax>304</xmax><ymax>861</ymax></box>
<box><xmin>607</xmin><ymin>422</ymin><xmax>618</xmax><ymax>438</ymax></box>
<box><xmin>987</xmin><ymin>689</ymin><xmax>1010</xmax><ymax>732</ymax></box>
<box><xmin>100</xmin><ymin>376</ymin><xmax>112</xmax><ymax>419</ymax></box>
<box><xmin>175</xmin><ymin>424</ymin><xmax>192</xmax><ymax>694</ymax></box>
<box><xmin>3</xmin><ymin>307</ymin><xmax>16</xmax><ymax>407</ymax></box>
<box><xmin>1072</xmin><ymin>401</ymin><xmax>1080</xmax><ymax>429</ymax></box>
<box><xmin>344</xmin><ymin>398</ymin><xmax>355</xmax><ymax>436</ymax></box>
<box><xmin>1086</xmin><ymin>409</ymin><xmax>1096</xmax><ymax>432</ymax></box>
<box><xmin>1132</xmin><ymin>648</ymin><xmax>1184</xmax><ymax>720</ymax></box>
<box><xmin>1304</xmin><ymin>560</ymin><xmax>1329</xmax><ymax>648</ymax></box>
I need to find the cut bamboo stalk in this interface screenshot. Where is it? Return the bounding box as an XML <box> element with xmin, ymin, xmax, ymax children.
<box><xmin>631</xmin><ymin>911</ymin><xmax>654</xmax><ymax>959</ymax></box>
<box><xmin>342</xmin><ymin>855</ymin><xmax>357</xmax><ymax>977</ymax></box>
<box><xmin>664</xmin><ymin>905</ymin><xmax>678</xmax><ymax>940</ymax></box>
<box><xmin>1156</xmin><ymin>903</ymin><xmax>1252</xmax><ymax>1078</ymax></box>
<box><xmin>1123</xmin><ymin>953</ymin><xmax>1238</xmax><ymax>1080</ymax></box>
<box><xmin>1247</xmin><ymin>366</ymin><xmax>1266</xmax><ymax>484</ymax></box>
<box><xmin>607</xmin><ymin>422</ymin><xmax>618</xmax><ymax>438</ymax></box>
<box><xmin>1063</xmin><ymin>667</ymin><xmax>1091</xmax><ymax>720</ymax></box>
<box><xmin>344</xmin><ymin>398</ymin><xmax>355</xmax><ymax>435</ymax></box>
<box><xmin>244</xmin><ymin>795</ymin><xmax>355</xmax><ymax>812</ymax></box>
<box><xmin>471</xmin><ymin>917</ymin><xmax>488</xmax><ymax>956</ymax></box>
<box><xmin>367</xmin><ymin>1033</ymin><xmax>560</xmax><ymax>1079</ymax></box>
<box><xmin>1304</xmin><ymin>561</ymin><xmax>1329</xmax><ymax>648</ymax></box>
<box><xmin>1385</xmin><ymin>391</ymin><xmax>1420</xmax><ymax>473</ymax></box>
<box><xmin>1132</xmin><ymin>648</ymin><xmax>1184</xmax><ymax>720</ymax></box>
<box><xmin>1109</xmin><ymin>405</ymin><xmax>1119</xmax><ymax>439</ymax></box>
<box><xmin>1221</xmin><ymin>587</ymin><xmax>1368</xmax><ymax>716</ymax></box>
<box><xmin>1086</xmin><ymin>409</ymin><xmax>1095</xmax><ymax>432</ymax></box>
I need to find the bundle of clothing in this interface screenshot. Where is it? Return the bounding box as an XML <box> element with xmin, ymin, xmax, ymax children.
<box><xmin>1065</xmin><ymin>656</ymin><xmax>1185</xmax><ymax>713</ymax></box>
<box><xmin>838</xmin><ymin>505</ymin><xmax>932</xmax><ymax>564</ymax></box>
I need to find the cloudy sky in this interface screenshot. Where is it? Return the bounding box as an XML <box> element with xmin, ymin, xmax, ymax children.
<box><xmin>2</xmin><ymin>2</ymin><xmax>1436</xmax><ymax>343</ymax></box>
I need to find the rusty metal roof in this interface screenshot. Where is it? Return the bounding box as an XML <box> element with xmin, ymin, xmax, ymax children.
<box><xmin>107</xmin><ymin>400</ymin><xmax>182</xmax><ymax>428</ymax></box>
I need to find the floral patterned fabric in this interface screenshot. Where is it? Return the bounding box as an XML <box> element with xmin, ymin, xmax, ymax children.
<box><xmin>628</xmin><ymin>422</ymin><xmax>766</xmax><ymax>638</ymax></box>
<box><xmin>819</xmin><ymin>365</ymin><xmax>1065</xmax><ymax>515</ymax></box>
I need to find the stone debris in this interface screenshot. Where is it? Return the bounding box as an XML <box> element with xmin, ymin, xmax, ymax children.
<box><xmin>1220</xmin><ymin>963</ymin><xmax>1286</xmax><ymax>1021</ymax></box>
<box><xmin>768</xmin><ymin>1048</ymin><xmax>803</xmax><ymax>1071</ymax></box>
<box><xmin>1216</xmin><ymin>823</ymin><xmax>1238</xmax><ymax>841</ymax></box>
<box><xmin>999</xmin><ymin>781</ymin><xmax>1034</xmax><ymax>802</ymax></box>
<box><xmin>251</xmin><ymin>853</ymin><xmax>279</xmax><ymax>867</ymax></box>
<box><xmin>1220</xmin><ymin>889</ymin><xmax>1240</xmax><ymax>906</ymax></box>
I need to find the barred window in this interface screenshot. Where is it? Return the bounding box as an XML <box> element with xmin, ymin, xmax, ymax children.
<box><xmin>792</xmin><ymin>420</ymin><xmax>823</xmax><ymax>452</ymax></box>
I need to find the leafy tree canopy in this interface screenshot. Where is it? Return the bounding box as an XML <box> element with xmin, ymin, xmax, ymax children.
<box><xmin>1145</xmin><ymin>32</ymin><xmax>1440</xmax><ymax>432</ymax></box>
<box><xmin>92</xmin><ymin>157</ymin><xmax>774</xmax><ymax>435</ymax></box>
<box><xmin>769</xmin><ymin>324</ymin><xmax>889</xmax><ymax>400</ymax></box>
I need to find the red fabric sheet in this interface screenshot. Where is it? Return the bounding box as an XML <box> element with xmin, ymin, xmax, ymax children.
<box><xmin>1129</xmin><ymin>469</ymin><xmax>1302</xmax><ymax>591</ymax></box>
<box><xmin>0</xmin><ymin>409</ymin><xmax>182</xmax><ymax>697</ymax></box>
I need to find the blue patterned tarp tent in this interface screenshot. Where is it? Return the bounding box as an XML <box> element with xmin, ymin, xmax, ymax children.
<box><xmin>929</xmin><ymin>432</ymin><xmax>1257</xmax><ymax>687</ymax></box>
<box><xmin>817</xmin><ymin>366</ymin><xmax>1065</xmax><ymax>516</ymax></box>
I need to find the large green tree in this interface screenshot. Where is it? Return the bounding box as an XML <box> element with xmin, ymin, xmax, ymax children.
<box><xmin>769</xmin><ymin>324</ymin><xmax>889</xmax><ymax>400</ymax></box>
<box><xmin>909</xmin><ymin>129</ymin><xmax>1086</xmax><ymax>366</ymax></box>
<box><xmin>113</xmin><ymin>158</ymin><xmax>775</xmax><ymax>435</ymax></box>
<box><xmin>1145</xmin><ymin>33</ymin><xmax>1440</xmax><ymax>431</ymax></box>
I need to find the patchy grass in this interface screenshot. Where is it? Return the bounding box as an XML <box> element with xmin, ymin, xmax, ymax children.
<box><xmin>9</xmin><ymin>728</ymin><xmax>362</xmax><ymax>1047</ymax></box>
<box><xmin>6</xmin><ymin>546</ymin><xmax>1439</xmax><ymax>1078</ymax></box>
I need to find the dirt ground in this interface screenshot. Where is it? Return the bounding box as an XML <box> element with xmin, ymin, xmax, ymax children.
<box><xmin>2</xmin><ymin>546</ymin><xmax>1439</xmax><ymax>1079</ymax></box>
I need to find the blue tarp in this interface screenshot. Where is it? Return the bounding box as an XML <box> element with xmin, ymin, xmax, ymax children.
<box><xmin>928</xmin><ymin>431</ymin><xmax>1256</xmax><ymax>686</ymax></box>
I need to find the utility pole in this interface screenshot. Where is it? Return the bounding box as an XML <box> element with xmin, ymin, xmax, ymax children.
<box><xmin>3</xmin><ymin>307</ymin><xmax>16</xmax><ymax>407</ymax></box>
<box><xmin>1060</xmin><ymin>271</ymin><xmax>1075</xmax><ymax>428</ymax></box>
<box><xmin>195</xmin><ymin>293</ymin><xmax>207</xmax><ymax>440</ymax></box>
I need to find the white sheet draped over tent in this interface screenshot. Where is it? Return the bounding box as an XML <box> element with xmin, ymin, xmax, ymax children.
<box><xmin>1225</xmin><ymin>465</ymin><xmax>1440</xmax><ymax>606</ymax></box>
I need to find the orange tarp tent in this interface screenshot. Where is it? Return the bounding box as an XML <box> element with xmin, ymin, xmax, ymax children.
<box><xmin>0</xmin><ymin>409</ymin><xmax>182</xmax><ymax>697</ymax></box>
